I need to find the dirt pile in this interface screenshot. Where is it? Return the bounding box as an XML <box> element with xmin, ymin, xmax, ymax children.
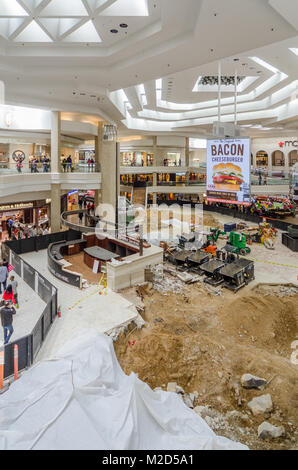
<box><xmin>115</xmin><ymin>282</ymin><xmax>298</xmax><ymax>450</ymax></box>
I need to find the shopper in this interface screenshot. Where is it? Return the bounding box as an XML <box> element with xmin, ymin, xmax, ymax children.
<box><xmin>42</xmin><ymin>156</ymin><xmax>49</xmax><ymax>173</ymax></box>
<box><xmin>1</xmin><ymin>301</ymin><xmax>16</xmax><ymax>345</ymax></box>
<box><xmin>9</xmin><ymin>276</ymin><xmax>19</xmax><ymax>308</ymax></box>
<box><xmin>2</xmin><ymin>284</ymin><xmax>15</xmax><ymax>304</ymax></box>
<box><xmin>0</xmin><ymin>262</ymin><xmax>8</xmax><ymax>294</ymax></box>
<box><xmin>16</xmin><ymin>159</ymin><xmax>23</xmax><ymax>173</ymax></box>
<box><xmin>62</xmin><ymin>157</ymin><xmax>67</xmax><ymax>173</ymax></box>
<box><xmin>91</xmin><ymin>158</ymin><xmax>95</xmax><ymax>172</ymax></box>
<box><xmin>66</xmin><ymin>155</ymin><xmax>72</xmax><ymax>172</ymax></box>
<box><xmin>87</xmin><ymin>158</ymin><xmax>91</xmax><ymax>172</ymax></box>
<box><xmin>29</xmin><ymin>225</ymin><xmax>36</xmax><ymax>237</ymax></box>
<box><xmin>79</xmin><ymin>211</ymin><xmax>84</xmax><ymax>224</ymax></box>
<box><xmin>31</xmin><ymin>158</ymin><xmax>38</xmax><ymax>173</ymax></box>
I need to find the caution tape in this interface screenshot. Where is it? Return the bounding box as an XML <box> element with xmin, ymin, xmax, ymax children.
<box><xmin>245</xmin><ymin>257</ymin><xmax>298</xmax><ymax>269</ymax></box>
<box><xmin>68</xmin><ymin>274</ymin><xmax>108</xmax><ymax>310</ymax></box>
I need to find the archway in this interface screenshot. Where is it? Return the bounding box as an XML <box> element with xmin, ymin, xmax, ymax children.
<box><xmin>271</xmin><ymin>150</ymin><xmax>285</xmax><ymax>166</ymax></box>
<box><xmin>256</xmin><ymin>150</ymin><xmax>268</xmax><ymax>167</ymax></box>
<box><xmin>289</xmin><ymin>150</ymin><xmax>298</xmax><ymax>167</ymax></box>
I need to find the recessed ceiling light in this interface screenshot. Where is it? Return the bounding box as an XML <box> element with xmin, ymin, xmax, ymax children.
<box><xmin>110</xmin><ymin>29</ymin><xmax>118</xmax><ymax>33</ymax></box>
<box><xmin>234</xmin><ymin>58</ymin><xmax>239</xmax><ymax>61</ymax></box>
<box><xmin>120</xmin><ymin>23</ymin><xmax>128</xmax><ymax>28</ymax></box>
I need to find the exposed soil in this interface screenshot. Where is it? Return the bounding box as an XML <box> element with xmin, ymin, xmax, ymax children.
<box><xmin>115</xmin><ymin>282</ymin><xmax>298</xmax><ymax>450</ymax></box>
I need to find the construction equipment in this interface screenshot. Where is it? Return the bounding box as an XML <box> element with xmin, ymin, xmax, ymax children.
<box><xmin>225</xmin><ymin>231</ymin><xmax>251</xmax><ymax>256</ymax></box>
<box><xmin>200</xmin><ymin>255</ymin><xmax>226</xmax><ymax>286</ymax></box>
<box><xmin>186</xmin><ymin>251</ymin><xmax>210</xmax><ymax>271</ymax></box>
<box><xmin>257</xmin><ymin>222</ymin><xmax>277</xmax><ymax>250</ymax></box>
<box><xmin>166</xmin><ymin>249</ymin><xmax>193</xmax><ymax>267</ymax></box>
<box><xmin>219</xmin><ymin>258</ymin><xmax>255</xmax><ymax>292</ymax></box>
<box><xmin>208</xmin><ymin>228</ymin><xmax>226</xmax><ymax>243</ymax></box>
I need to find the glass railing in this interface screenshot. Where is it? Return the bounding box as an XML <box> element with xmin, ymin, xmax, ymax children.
<box><xmin>0</xmin><ymin>164</ymin><xmax>101</xmax><ymax>175</ymax></box>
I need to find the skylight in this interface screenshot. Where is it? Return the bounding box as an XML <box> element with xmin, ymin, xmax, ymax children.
<box><xmin>289</xmin><ymin>48</ymin><xmax>298</xmax><ymax>57</ymax></box>
<box><xmin>250</xmin><ymin>57</ymin><xmax>280</xmax><ymax>74</ymax></box>
<box><xmin>100</xmin><ymin>0</ymin><xmax>149</xmax><ymax>16</ymax></box>
<box><xmin>0</xmin><ymin>0</ymin><xmax>28</xmax><ymax>16</ymax></box>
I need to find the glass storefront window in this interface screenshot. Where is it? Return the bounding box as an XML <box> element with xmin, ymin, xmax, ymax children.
<box><xmin>121</xmin><ymin>151</ymin><xmax>153</xmax><ymax>167</ymax></box>
<box><xmin>256</xmin><ymin>150</ymin><xmax>268</xmax><ymax>167</ymax></box>
<box><xmin>163</xmin><ymin>152</ymin><xmax>181</xmax><ymax>167</ymax></box>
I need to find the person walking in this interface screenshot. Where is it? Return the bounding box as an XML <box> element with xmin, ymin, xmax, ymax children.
<box><xmin>42</xmin><ymin>155</ymin><xmax>49</xmax><ymax>173</ymax></box>
<box><xmin>62</xmin><ymin>157</ymin><xmax>67</xmax><ymax>173</ymax></box>
<box><xmin>2</xmin><ymin>284</ymin><xmax>16</xmax><ymax>305</ymax></box>
<box><xmin>79</xmin><ymin>211</ymin><xmax>83</xmax><ymax>224</ymax></box>
<box><xmin>0</xmin><ymin>262</ymin><xmax>8</xmax><ymax>294</ymax></box>
<box><xmin>10</xmin><ymin>276</ymin><xmax>19</xmax><ymax>308</ymax></box>
<box><xmin>1</xmin><ymin>301</ymin><xmax>16</xmax><ymax>345</ymax></box>
<box><xmin>66</xmin><ymin>155</ymin><xmax>72</xmax><ymax>173</ymax></box>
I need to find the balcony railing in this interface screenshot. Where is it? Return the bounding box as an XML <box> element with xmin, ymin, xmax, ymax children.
<box><xmin>0</xmin><ymin>163</ymin><xmax>100</xmax><ymax>175</ymax></box>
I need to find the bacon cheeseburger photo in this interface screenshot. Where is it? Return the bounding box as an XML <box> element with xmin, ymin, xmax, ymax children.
<box><xmin>213</xmin><ymin>163</ymin><xmax>244</xmax><ymax>191</ymax></box>
<box><xmin>207</xmin><ymin>138</ymin><xmax>251</xmax><ymax>205</ymax></box>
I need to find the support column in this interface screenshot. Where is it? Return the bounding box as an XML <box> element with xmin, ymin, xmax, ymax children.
<box><xmin>51</xmin><ymin>111</ymin><xmax>61</xmax><ymax>173</ymax></box>
<box><xmin>98</xmin><ymin>124</ymin><xmax>119</xmax><ymax>224</ymax></box>
<box><xmin>34</xmin><ymin>208</ymin><xmax>39</xmax><ymax>230</ymax></box>
<box><xmin>50</xmin><ymin>184</ymin><xmax>61</xmax><ymax>233</ymax></box>
<box><xmin>185</xmin><ymin>137</ymin><xmax>190</xmax><ymax>168</ymax></box>
<box><xmin>153</xmin><ymin>136</ymin><xmax>157</xmax><ymax>166</ymax></box>
<box><xmin>94</xmin><ymin>122</ymin><xmax>102</xmax><ymax>210</ymax></box>
<box><xmin>152</xmin><ymin>172</ymin><xmax>157</xmax><ymax>205</ymax></box>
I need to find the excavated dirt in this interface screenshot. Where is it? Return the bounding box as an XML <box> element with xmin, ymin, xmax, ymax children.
<box><xmin>115</xmin><ymin>282</ymin><xmax>298</xmax><ymax>450</ymax></box>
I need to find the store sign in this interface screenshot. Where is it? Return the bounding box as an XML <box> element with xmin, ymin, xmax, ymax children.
<box><xmin>206</xmin><ymin>138</ymin><xmax>251</xmax><ymax>205</ymax></box>
<box><xmin>279</xmin><ymin>140</ymin><xmax>298</xmax><ymax>148</ymax></box>
<box><xmin>0</xmin><ymin>202</ymin><xmax>34</xmax><ymax>211</ymax></box>
<box><xmin>12</xmin><ymin>150</ymin><xmax>26</xmax><ymax>162</ymax></box>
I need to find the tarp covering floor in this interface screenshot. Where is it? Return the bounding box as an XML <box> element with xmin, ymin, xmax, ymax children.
<box><xmin>0</xmin><ymin>329</ymin><xmax>248</xmax><ymax>450</ymax></box>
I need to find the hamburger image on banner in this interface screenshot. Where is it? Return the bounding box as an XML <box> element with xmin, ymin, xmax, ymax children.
<box><xmin>213</xmin><ymin>162</ymin><xmax>244</xmax><ymax>191</ymax></box>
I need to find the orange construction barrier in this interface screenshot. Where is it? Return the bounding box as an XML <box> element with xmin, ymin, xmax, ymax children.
<box><xmin>14</xmin><ymin>345</ymin><xmax>18</xmax><ymax>381</ymax></box>
<box><xmin>0</xmin><ymin>350</ymin><xmax>4</xmax><ymax>390</ymax></box>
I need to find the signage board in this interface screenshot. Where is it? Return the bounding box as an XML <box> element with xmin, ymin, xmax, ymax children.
<box><xmin>206</xmin><ymin>138</ymin><xmax>251</xmax><ymax>205</ymax></box>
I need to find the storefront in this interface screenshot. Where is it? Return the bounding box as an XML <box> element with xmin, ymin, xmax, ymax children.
<box><xmin>78</xmin><ymin>149</ymin><xmax>95</xmax><ymax>170</ymax></box>
<box><xmin>163</xmin><ymin>152</ymin><xmax>181</xmax><ymax>166</ymax></box>
<box><xmin>252</xmin><ymin>138</ymin><xmax>298</xmax><ymax>175</ymax></box>
<box><xmin>0</xmin><ymin>200</ymin><xmax>50</xmax><ymax>241</ymax></box>
<box><xmin>121</xmin><ymin>151</ymin><xmax>153</xmax><ymax>167</ymax></box>
<box><xmin>66</xmin><ymin>191</ymin><xmax>79</xmax><ymax>211</ymax></box>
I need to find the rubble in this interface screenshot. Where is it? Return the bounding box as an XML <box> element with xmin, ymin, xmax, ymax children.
<box><xmin>167</xmin><ymin>382</ymin><xmax>178</xmax><ymax>393</ymax></box>
<box><xmin>241</xmin><ymin>374</ymin><xmax>268</xmax><ymax>390</ymax></box>
<box><xmin>182</xmin><ymin>394</ymin><xmax>194</xmax><ymax>409</ymax></box>
<box><xmin>258</xmin><ymin>422</ymin><xmax>285</xmax><ymax>439</ymax></box>
<box><xmin>247</xmin><ymin>394</ymin><xmax>273</xmax><ymax>416</ymax></box>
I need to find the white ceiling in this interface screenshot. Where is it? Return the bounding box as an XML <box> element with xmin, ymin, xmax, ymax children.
<box><xmin>0</xmin><ymin>0</ymin><xmax>297</xmax><ymax>139</ymax></box>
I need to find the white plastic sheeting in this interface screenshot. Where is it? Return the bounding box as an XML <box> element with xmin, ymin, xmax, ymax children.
<box><xmin>0</xmin><ymin>330</ymin><xmax>248</xmax><ymax>450</ymax></box>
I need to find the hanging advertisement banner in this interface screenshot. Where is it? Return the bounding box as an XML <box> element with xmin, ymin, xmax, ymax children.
<box><xmin>206</xmin><ymin>138</ymin><xmax>251</xmax><ymax>205</ymax></box>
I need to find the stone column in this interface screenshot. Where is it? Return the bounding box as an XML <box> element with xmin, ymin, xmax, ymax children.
<box><xmin>50</xmin><ymin>184</ymin><xmax>61</xmax><ymax>233</ymax></box>
<box><xmin>153</xmin><ymin>136</ymin><xmax>157</xmax><ymax>166</ymax></box>
<box><xmin>51</xmin><ymin>111</ymin><xmax>61</xmax><ymax>173</ymax></box>
<box><xmin>98</xmin><ymin>124</ymin><xmax>119</xmax><ymax>224</ymax></box>
<box><xmin>152</xmin><ymin>172</ymin><xmax>157</xmax><ymax>205</ymax></box>
<box><xmin>185</xmin><ymin>137</ymin><xmax>190</xmax><ymax>168</ymax></box>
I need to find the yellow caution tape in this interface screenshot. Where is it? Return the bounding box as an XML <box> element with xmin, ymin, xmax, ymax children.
<box><xmin>68</xmin><ymin>274</ymin><xmax>108</xmax><ymax>310</ymax></box>
<box><xmin>246</xmin><ymin>257</ymin><xmax>298</xmax><ymax>269</ymax></box>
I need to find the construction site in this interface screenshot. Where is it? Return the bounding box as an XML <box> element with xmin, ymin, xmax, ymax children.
<box><xmin>113</xmin><ymin>209</ymin><xmax>298</xmax><ymax>451</ymax></box>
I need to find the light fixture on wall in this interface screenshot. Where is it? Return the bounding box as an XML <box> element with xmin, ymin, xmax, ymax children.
<box><xmin>5</xmin><ymin>111</ymin><xmax>13</xmax><ymax>127</ymax></box>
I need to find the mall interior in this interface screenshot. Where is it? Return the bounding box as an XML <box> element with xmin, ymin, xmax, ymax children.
<box><xmin>0</xmin><ymin>0</ymin><xmax>297</xmax><ymax>452</ymax></box>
